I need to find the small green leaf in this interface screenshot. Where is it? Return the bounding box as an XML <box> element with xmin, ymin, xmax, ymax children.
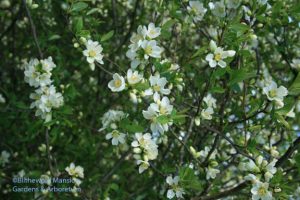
<box><xmin>71</xmin><ymin>2</ymin><xmax>88</xmax><ymax>12</ymax></box>
<box><xmin>288</xmin><ymin>73</ymin><xmax>300</xmax><ymax>95</ymax></box>
<box><xmin>229</xmin><ymin>69</ymin><xmax>256</xmax><ymax>86</ymax></box>
<box><xmin>101</xmin><ymin>30</ymin><xmax>114</xmax><ymax>42</ymax></box>
<box><xmin>86</xmin><ymin>8</ymin><xmax>99</xmax><ymax>15</ymax></box>
<box><xmin>48</xmin><ymin>34</ymin><xmax>61</xmax><ymax>41</ymax></box>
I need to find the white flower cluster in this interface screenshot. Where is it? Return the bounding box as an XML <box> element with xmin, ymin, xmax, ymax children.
<box><xmin>100</xmin><ymin>109</ymin><xmax>127</xmax><ymax>146</ymax></box>
<box><xmin>126</xmin><ymin>23</ymin><xmax>163</xmax><ymax>68</ymax></box>
<box><xmin>65</xmin><ymin>162</ymin><xmax>84</xmax><ymax>186</ymax></box>
<box><xmin>206</xmin><ymin>40</ymin><xmax>236</xmax><ymax>68</ymax></box>
<box><xmin>201</xmin><ymin>93</ymin><xmax>217</xmax><ymax>120</ymax></box>
<box><xmin>24</xmin><ymin>57</ymin><xmax>63</xmax><ymax>122</ymax></box>
<box><xmin>131</xmin><ymin>133</ymin><xmax>158</xmax><ymax>173</ymax></box>
<box><xmin>83</xmin><ymin>39</ymin><xmax>104</xmax><ymax>71</ymax></box>
<box><xmin>106</xmin><ymin>23</ymin><xmax>176</xmax><ymax>175</ymax></box>
<box><xmin>241</xmin><ymin>156</ymin><xmax>278</xmax><ymax>200</ymax></box>
<box><xmin>166</xmin><ymin>175</ymin><xmax>185</xmax><ymax>199</ymax></box>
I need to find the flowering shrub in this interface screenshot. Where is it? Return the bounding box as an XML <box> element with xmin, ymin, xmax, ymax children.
<box><xmin>1</xmin><ymin>0</ymin><xmax>300</xmax><ymax>199</ymax></box>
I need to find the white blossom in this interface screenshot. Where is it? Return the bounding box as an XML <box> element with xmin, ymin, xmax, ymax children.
<box><xmin>206</xmin><ymin>40</ymin><xmax>236</xmax><ymax>68</ymax></box>
<box><xmin>166</xmin><ymin>175</ymin><xmax>185</xmax><ymax>199</ymax></box>
<box><xmin>291</xmin><ymin>58</ymin><xmax>300</xmax><ymax>71</ymax></box>
<box><xmin>65</xmin><ymin>163</ymin><xmax>84</xmax><ymax>179</ymax></box>
<box><xmin>263</xmin><ymin>81</ymin><xmax>288</xmax><ymax>108</ymax></box>
<box><xmin>0</xmin><ymin>150</ymin><xmax>10</xmax><ymax>167</ymax></box>
<box><xmin>24</xmin><ymin>57</ymin><xmax>56</xmax><ymax>87</ymax></box>
<box><xmin>251</xmin><ymin>181</ymin><xmax>273</xmax><ymax>200</ymax></box>
<box><xmin>144</xmin><ymin>74</ymin><xmax>170</xmax><ymax>101</ymax></box>
<box><xmin>100</xmin><ymin>110</ymin><xmax>126</xmax><ymax>131</ymax></box>
<box><xmin>137</xmin><ymin>160</ymin><xmax>150</xmax><ymax>174</ymax></box>
<box><xmin>211</xmin><ymin>1</ymin><xmax>226</xmax><ymax>18</ymax></box>
<box><xmin>225</xmin><ymin>0</ymin><xmax>241</xmax><ymax>9</ymax></box>
<box><xmin>83</xmin><ymin>39</ymin><xmax>104</xmax><ymax>70</ymax></box>
<box><xmin>187</xmin><ymin>1</ymin><xmax>207</xmax><ymax>22</ymax></box>
<box><xmin>105</xmin><ymin>130</ymin><xmax>126</xmax><ymax>145</ymax></box>
<box><xmin>201</xmin><ymin>107</ymin><xmax>214</xmax><ymax>120</ymax></box>
<box><xmin>141</xmin><ymin>40</ymin><xmax>163</xmax><ymax>59</ymax></box>
<box><xmin>108</xmin><ymin>73</ymin><xmax>126</xmax><ymax>92</ymax></box>
<box><xmin>0</xmin><ymin>93</ymin><xmax>5</xmax><ymax>103</ymax></box>
<box><xmin>131</xmin><ymin>133</ymin><xmax>158</xmax><ymax>161</ymax></box>
<box><xmin>145</xmin><ymin>23</ymin><xmax>161</xmax><ymax>39</ymax></box>
<box><xmin>127</xmin><ymin>69</ymin><xmax>143</xmax><ymax>85</ymax></box>
<box><xmin>206</xmin><ymin>166</ymin><xmax>220</xmax><ymax>179</ymax></box>
<box><xmin>30</xmin><ymin>85</ymin><xmax>64</xmax><ymax>122</ymax></box>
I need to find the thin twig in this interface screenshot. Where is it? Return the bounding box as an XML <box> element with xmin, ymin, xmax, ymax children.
<box><xmin>22</xmin><ymin>0</ymin><xmax>43</xmax><ymax>59</ymax></box>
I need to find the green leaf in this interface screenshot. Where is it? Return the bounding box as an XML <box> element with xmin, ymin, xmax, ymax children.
<box><xmin>101</xmin><ymin>30</ymin><xmax>114</xmax><ymax>42</ymax></box>
<box><xmin>86</xmin><ymin>8</ymin><xmax>99</xmax><ymax>15</ymax></box>
<box><xmin>161</xmin><ymin>19</ymin><xmax>176</xmax><ymax>39</ymax></box>
<box><xmin>156</xmin><ymin>115</ymin><xmax>169</xmax><ymax>124</ymax></box>
<box><xmin>288</xmin><ymin>73</ymin><xmax>300</xmax><ymax>95</ymax></box>
<box><xmin>229</xmin><ymin>69</ymin><xmax>256</xmax><ymax>86</ymax></box>
<box><xmin>274</xmin><ymin>113</ymin><xmax>290</xmax><ymax>129</ymax></box>
<box><xmin>71</xmin><ymin>2</ymin><xmax>88</xmax><ymax>12</ymax></box>
<box><xmin>74</xmin><ymin>17</ymin><xmax>83</xmax><ymax>33</ymax></box>
<box><xmin>179</xmin><ymin>167</ymin><xmax>203</xmax><ymax>190</ymax></box>
<box><xmin>48</xmin><ymin>34</ymin><xmax>61</xmax><ymax>41</ymax></box>
<box><xmin>210</xmin><ymin>86</ymin><xmax>225</xmax><ymax>93</ymax></box>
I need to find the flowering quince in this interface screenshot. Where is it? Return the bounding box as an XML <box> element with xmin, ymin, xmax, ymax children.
<box><xmin>144</xmin><ymin>74</ymin><xmax>170</xmax><ymax>101</ymax></box>
<box><xmin>141</xmin><ymin>40</ymin><xmax>163</xmax><ymax>59</ymax></box>
<box><xmin>108</xmin><ymin>73</ymin><xmax>126</xmax><ymax>92</ymax></box>
<box><xmin>201</xmin><ymin>107</ymin><xmax>214</xmax><ymax>120</ymax></box>
<box><xmin>205</xmin><ymin>40</ymin><xmax>236</xmax><ymax>68</ymax></box>
<box><xmin>166</xmin><ymin>175</ymin><xmax>185</xmax><ymax>199</ymax></box>
<box><xmin>105</xmin><ymin>130</ymin><xmax>126</xmax><ymax>146</ymax></box>
<box><xmin>145</xmin><ymin>23</ymin><xmax>161</xmax><ymax>39</ymax></box>
<box><xmin>127</xmin><ymin>69</ymin><xmax>143</xmax><ymax>85</ymax></box>
<box><xmin>65</xmin><ymin>163</ymin><xmax>84</xmax><ymax>179</ymax></box>
<box><xmin>251</xmin><ymin>181</ymin><xmax>273</xmax><ymax>200</ymax></box>
<box><xmin>187</xmin><ymin>1</ymin><xmax>207</xmax><ymax>22</ymax></box>
<box><xmin>262</xmin><ymin>81</ymin><xmax>288</xmax><ymax>108</ymax></box>
<box><xmin>83</xmin><ymin>39</ymin><xmax>104</xmax><ymax>70</ymax></box>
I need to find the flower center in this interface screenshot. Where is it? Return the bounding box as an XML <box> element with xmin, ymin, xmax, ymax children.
<box><xmin>258</xmin><ymin>186</ymin><xmax>266</xmax><ymax>196</ymax></box>
<box><xmin>153</xmin><ymin>85</ymin><xmax>161</xmax><ymax>92</ymax></box>
<box><xmin>214</xmin><ymin>53</ymin><xmax>222</xmax><ymax>61</ymax></box>
<box><xmin>114</xmin><ymin>79</ymin><xmax>122</xmax><ymax>88</ymax></box>
<box><xmin>160</xmin><ymin>106</ymin><xmax>167</xmax><ymax>115</ymax></box>
<box><xmin>145</xmin><ymin>46</ymin><xmax>153</xmax><ymax>55</ymax></box>
<box><xmin>89</xmin><ymin>50</ymin><xmax>97</xmax><ymax>57</ymax></box>
<box><xmin>269</xmin><ymin>89</ymin><xmax>277</xmax><ymax>98</ymax></box>
<box><xmin>149</xmin><ymin>30</ymin><xmax>156</xmax><ymax>35</ymax></box>
<box><xmin>112</xmin><ymin>130</ymin><xmax>119</xmax><ymax>138</ymax></box>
